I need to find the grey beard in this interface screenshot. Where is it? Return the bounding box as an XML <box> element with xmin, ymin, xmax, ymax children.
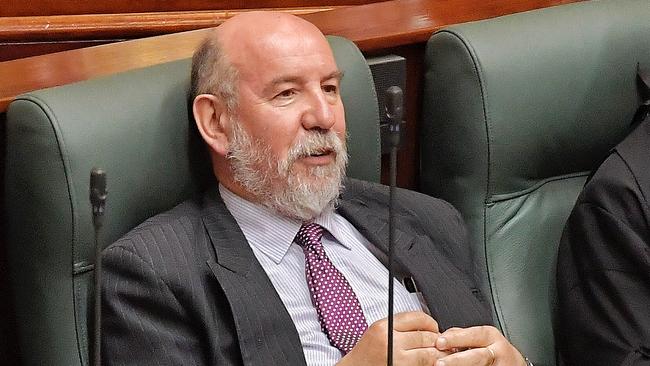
<box><xmin>227</xmin><ymin>120</ymin><xmax>348</xmax><ymax>221</ymax></box>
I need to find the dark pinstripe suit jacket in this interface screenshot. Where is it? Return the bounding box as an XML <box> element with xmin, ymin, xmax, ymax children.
<box><xmin>102</xmin><ymin>178</ymin><xmax>492</xmax><ymax>366</ymax></box>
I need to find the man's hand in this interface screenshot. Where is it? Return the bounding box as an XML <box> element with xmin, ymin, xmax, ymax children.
<box><xmin>434</xmin><ymin>326</ymin><xmax>527</xmax><ymax>366</ymax></box>
<box><xmin>336</xmin><ymin>311</ymin><xmax>451</xmax><ymax>366</ymax></box>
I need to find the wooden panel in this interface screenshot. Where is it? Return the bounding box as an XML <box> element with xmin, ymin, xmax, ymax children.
<box><xmin>1</xmin><ymin>0</ymin><xmax>382</xmax><ymax>16</ymax></box>
<box><xmin>0</xmin><ymin>41</ymin><xmax>119</xmax><ymax>62</ymax></box>
<box><xmin>302</xmin><ymin>0</ymin><xmax>581</xmax><ymax>51</ymax></box>
<box><xmin>0</xmin><ymin>29</ymin><xmax>210</xmax><ymax>112</ymax></box>
<box><xmin>0</xmin><ymin>0</ymin><xmax>581</xmax><ymax>113</ymax></box>
<box><xmin>0</xmin><ymin>8</ymin><xmax>340</xmax><ymax>42</ymax></box>
<box><xmin>0</xmin><ymin>7</ymin><xmax>340</xmax><ymax>61</ymax></box>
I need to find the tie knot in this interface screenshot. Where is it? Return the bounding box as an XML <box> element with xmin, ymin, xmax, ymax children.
<box><xmin>295</xmin><ymin>223</ymin><xmax>325</xmax><ymax>249</ymax></box>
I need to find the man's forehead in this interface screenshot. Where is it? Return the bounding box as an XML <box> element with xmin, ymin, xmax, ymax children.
<box><xmin>230</xmin><ymin>31</ymin><xmax>333</xmax><ymax>63</ymax></box>
<box><xmin>229</xmin><ymin>39</ymin><xmax>337</xmax><ymax>85</ymax></box>
<box><xmin>217</xmin><ymin>12</ymin><xmax>335</xmax><ymax>66</ymax></box>
<box><xmin>241</xmin><ymin>59</ymin><xmax>341</xmax><ymax>94</ymax></box>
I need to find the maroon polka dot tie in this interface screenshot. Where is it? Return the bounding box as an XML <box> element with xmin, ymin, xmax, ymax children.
<box><xmin>294</xmin><ymin>223</ymin><xmax>368</xmax><ymax>354</ymax></box>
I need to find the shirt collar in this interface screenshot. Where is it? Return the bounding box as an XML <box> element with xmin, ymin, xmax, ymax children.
<box><xmin>219</xmin><ymin>184</ymin><xmax>351</xmax><ymax>265</ymax></box>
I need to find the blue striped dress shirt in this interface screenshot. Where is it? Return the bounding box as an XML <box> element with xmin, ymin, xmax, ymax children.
<box><xmin>219</xmin><ymin>185</ymin><xmax>423</xmax><ymax>365</ymax></box>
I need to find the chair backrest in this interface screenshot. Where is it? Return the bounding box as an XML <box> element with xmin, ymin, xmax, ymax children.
<box><xmin>419</xmin><ymin>1</ymin><xmax>650</xmax><ymax>365</ymax></box>
<box><xmin>5</xmin><ymin>35</ymin><xmax>380</xmax><ymax>366</ymax></box>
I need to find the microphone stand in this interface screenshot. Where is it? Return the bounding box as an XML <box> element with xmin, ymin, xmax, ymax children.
<box><xmin>90</xmin><ymin>168</ymin><xmax>108</xmax><ymax>366</ymax></box>
<box><xmin>385</xmin><ymin>86</ymin><xmax>403</xmax><ymax>366</ymax></box>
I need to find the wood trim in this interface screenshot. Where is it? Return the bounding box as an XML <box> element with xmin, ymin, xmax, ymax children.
<box><xmin>0</xmin><ymin>8</ymin><xmax>341</xmax><ymax>42</ymax></box>
<box><xmin>0</xmin><ymin>29</ymin><xmax>209</xmax><ymax>112</ymax></box>
<box><xmin>0</xmin><ymin>0</ymin><xmax>379</xmax><ymax>17</ymax></box>
<box><xmin>302</xmin><ymin>0</ymin><xmax>581</xmax><ymax>52</ymax></box>
<box><xmin>0</xmin><ymin>41</ymin><xmax>120</xmax><ymax>62</ymax></box>
<box><xmin>0</xmin><ymin>0</ymin><xmax>583</xmax><ymax>113</ymax></box>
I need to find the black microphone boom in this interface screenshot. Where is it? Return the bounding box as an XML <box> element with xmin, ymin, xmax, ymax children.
<box><xmin>90</xmin><ymin>168</ymin><xmax>108</xmax><ymax>366</ymax></box>
<box><xmin>384</xmin><ymin>86</ymin><xmax>403</xmax><ymax>366</ymax></box>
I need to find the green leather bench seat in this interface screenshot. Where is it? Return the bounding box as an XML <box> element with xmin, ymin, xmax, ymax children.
<box><xmin>420</xmin><ymin>1</ymin><xmax>650</xmax><ymax>365</ymax></box>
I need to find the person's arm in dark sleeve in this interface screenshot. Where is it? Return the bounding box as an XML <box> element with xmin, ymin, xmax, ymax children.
<box><xmin>101</xmin><ymin>243</ymin><xmax>205</xmax><ymax>366</ymax></box>
<box><xmin>556</xmin><ymin>157</ymin><xmax>650</xmax><ymax>366</ymax></box>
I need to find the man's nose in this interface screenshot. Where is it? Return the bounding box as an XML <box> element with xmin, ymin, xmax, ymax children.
<box><xmin>302</xmin><ymin>90</ymin><xmax>336</xmax><ymax>130</ymax></box>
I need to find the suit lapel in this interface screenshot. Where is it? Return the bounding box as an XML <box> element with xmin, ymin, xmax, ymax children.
<box><xmin>201</xmin><ymin>191</ymin><xmax>307</xmax><ymax>366</ymax></box>
<box><xmin>338</xmin><ymin>182</ymin><xmax>491</xmax><ymax>329</ymax></box>
<box><xmin>337</xmin><ymin>196</ymin><xmax>414</xmax><ymax>273</ymax></box>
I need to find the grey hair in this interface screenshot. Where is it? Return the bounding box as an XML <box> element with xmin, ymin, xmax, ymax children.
<box><xmin>190</xmin><ymin>31</ymin><xmax>239</xmax><ymax>112</ymax></box>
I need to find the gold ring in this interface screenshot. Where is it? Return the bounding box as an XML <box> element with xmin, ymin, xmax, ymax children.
<box><xmin>486</xmin><ymin>346</ymin><xmax>496</xmax><ymax>366</ymax></box>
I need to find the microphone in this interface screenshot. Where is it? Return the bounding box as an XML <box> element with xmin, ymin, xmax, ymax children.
<box><xmin>90</xmin><ymin>168</ymin><xmax>108</xmax><ymax>366</ymax></box>
<box><xmin>384</xmin><ymin>86</ymin><xmax>403</xmax><ymax>366</ymax></box>
<box><xmin>385</xmin><ymin>86</ymin><xmax>403</xmax><ymax>149</ymax></box>
<box><xmin>90</xmin><ymin>169</ymin><xmax>108</xmax><ymax>227</ymax></box>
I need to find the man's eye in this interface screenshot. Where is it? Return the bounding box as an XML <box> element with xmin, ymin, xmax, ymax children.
<box><xmin>323</xmin><ymin>85</ymin><xmax>338</xmax><ymax>94</ymax></box>
<box><xmin>276</xmin><ymin>89</ymin><xmax>296</xmax><ymax>98</ymax></box>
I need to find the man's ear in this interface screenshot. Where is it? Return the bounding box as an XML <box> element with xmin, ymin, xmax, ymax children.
<box><xmin>193</xmin><ymin>94</ymin><xmax>231</xmax><ymax>156</ymax></box>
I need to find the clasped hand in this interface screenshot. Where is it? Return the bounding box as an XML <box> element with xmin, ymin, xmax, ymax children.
<box><xmin>337</xmin><ymin>311</ymin><xmax>526</xmax><ymax>366</ymax></box>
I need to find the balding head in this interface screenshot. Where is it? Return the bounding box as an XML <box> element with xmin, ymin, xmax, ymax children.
<box><xmin>190</xmin><ymin>12</ymin><xmax>331</xmax><ymax>111</ymax></box>
<box><xmin>219</xmin><ymin>12</ymin><xmax>331</xmax><ymax>71</ymax></box>
<box><xmin>218</xmin><ymin>11</ymin><xmax>327</xmax><ymax>52</ymax></box>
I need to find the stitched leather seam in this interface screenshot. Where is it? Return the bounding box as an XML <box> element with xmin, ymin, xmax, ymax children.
<box><xmin>488</xmin><ymin>171</ymin><xmax>590</xmax><ymax>203</ymax></box>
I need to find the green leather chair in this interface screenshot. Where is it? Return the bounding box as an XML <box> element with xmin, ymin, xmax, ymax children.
<box><xmin>420</xmin><ymin>1</ymin><xmax>650</xmax><ymax>365</ymax></box>
<box><xmin>5</xmin><ymin>35</ymin><xmax>380</xmax><ymax>366</ymax></box>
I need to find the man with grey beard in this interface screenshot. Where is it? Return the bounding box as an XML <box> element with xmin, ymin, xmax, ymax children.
<box><xmin>102</xmin><ymin>11</ymin><xmax>530</xmax><ymax>366</ymax></box>
<box><xmin>226</xmin><ymin>119</ymin><xmax>347</xmax><ymax>222</ymax></box>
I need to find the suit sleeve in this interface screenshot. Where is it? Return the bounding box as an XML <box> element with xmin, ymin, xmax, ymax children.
<box><xmin>556</xmin><ymin>158</ymin><xmax>650</xmax><ymax>366</ymax></box>
<box><xmin>101</xmin><ymin>244</ymin><xmax>205</xmax><ymax>366</ymax></box>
